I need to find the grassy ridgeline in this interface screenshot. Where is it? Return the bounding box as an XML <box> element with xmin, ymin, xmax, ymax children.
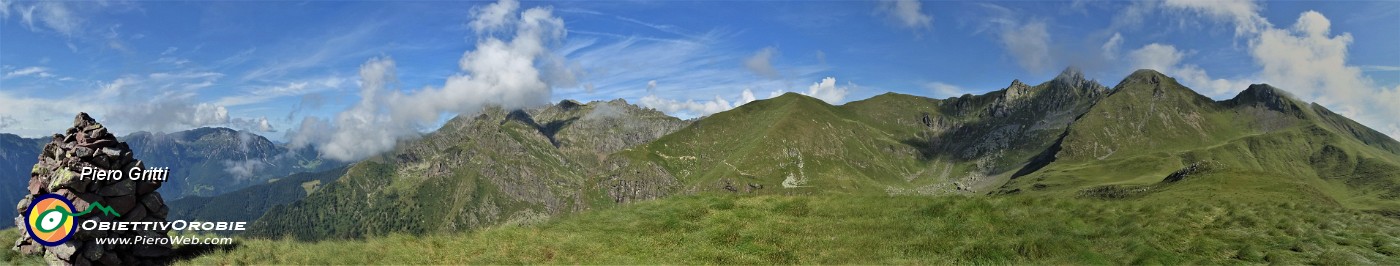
<box><xmin>182</xmin><ymin>195</ymin><xmax>1400</xmax><ymax>264</ymax></box>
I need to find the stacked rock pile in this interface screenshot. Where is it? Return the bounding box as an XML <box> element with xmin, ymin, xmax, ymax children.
<box><xmin>12</xmin><ymin>113</ymin><xmax>171</xmax><ymax>265</ymax></box>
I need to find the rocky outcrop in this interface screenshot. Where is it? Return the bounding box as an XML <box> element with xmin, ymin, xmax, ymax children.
<box><xmin>13</xmin><ymin>113</ymin><xmax>171</xmax><ymax>265</ymax></box>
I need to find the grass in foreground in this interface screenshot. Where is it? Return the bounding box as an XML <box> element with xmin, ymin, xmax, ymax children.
<box><xmin>183</xmin><ymin>194</ymin><xmax>1400</xmax><ymax>264</ymax></box>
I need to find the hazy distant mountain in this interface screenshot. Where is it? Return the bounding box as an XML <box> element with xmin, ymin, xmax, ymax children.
<box><xmin>121</xmin><ymin>127</ymin><xmax>345</xmax><ymax>199</ymax></box>
<box><xmin>0</xmin><ymin>133</ymin><xmax>46</xmax><ymax>227</ymax></box>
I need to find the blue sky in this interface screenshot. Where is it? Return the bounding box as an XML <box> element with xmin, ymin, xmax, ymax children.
<box><xmin>1</xmin><ymin>0</ymin><xmax>1397</xmax><ymax>160</ymax></box>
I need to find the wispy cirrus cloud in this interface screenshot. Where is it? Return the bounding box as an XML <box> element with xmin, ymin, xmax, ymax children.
<box><xmin>557</xmin><ymin>23</ymin><xmax>829</xmax><ymax>118</ymax></box>
<box><xmin>3</xmin><ymin>66</ymin><xmax>54</xmax><ymax>79</ymax></box>
<box><xmin>214</xmin><ymin>76</ymin><xmax>350</xmax><ymax>107</ymax></box>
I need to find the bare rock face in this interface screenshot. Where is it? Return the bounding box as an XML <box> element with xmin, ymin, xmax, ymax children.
<box><xmin>13</xmin><ymin>113</ymin><xmax>171</xmax><ymax>265</ymax></box>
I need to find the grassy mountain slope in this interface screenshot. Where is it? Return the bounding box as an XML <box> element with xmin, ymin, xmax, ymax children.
<box><xmin>146</xmin><ymin>68</ymin><xmax>1400</xmax><ymax>264</ymax></box>
<box><xmin>605</xmin><ymin>68</ymin><xmax>1108</xmax><ymax>200</ymax></box>
<box><xmin>184</xmin><ymin>194</ymin><xmax>1400</xmax><ymax>265</ymax></box>
<box><xmin>1000</xmin><ymin>70</ymin><xmax>1400</xmax><ymax>210</ymax></box>
<box><xmin>605</xmin><ymin>92</ymin><xmax>922</xmax><ymax>199</ymax></box>
<box><xmin>167</xmin><ymin>166</ymin><xmax>349</xmax><ymax>225</ymax></box>
<box><xmin>247</xmin><ymin>100</ymin><xmax>688</xmax><ymax>240</ymax></box>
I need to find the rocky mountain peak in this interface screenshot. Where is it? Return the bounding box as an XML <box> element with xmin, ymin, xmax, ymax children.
<box><xmin>1051</xmin><ymin>66</ymin><xmax>1108</xmax><ymax>95</ymax></box>
<box><xmin>557</xmin><ymin>99</ymin><xmax>583</xmax><ymax>111</ymax></box>
<box><xmin>1053</xmin><ymin>66</ymin><xmax>1086</xmax><ymax>84</ymax></box>
<box><xmin>1229</xmin><ymin>83</ymin><xmax>1307</xmax><ymax>117</ymax></box>
<box><xmin>1234</xmin><ymin>84</ymin><xmax>1297</xmax><ymax>103</ymax></box>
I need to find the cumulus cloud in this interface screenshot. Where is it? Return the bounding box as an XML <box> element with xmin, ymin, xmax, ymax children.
<box><xmin>230</xmin><ymin>116</ymin><xmax>277</xmax><ymax>132</ymax></box>
<box><xmin>1250</xmin><ymin>11</ymin><xmax>1365</xmax><ymax>105</ymax></box>
<box><xmin>287</xmin><ymin>0</ymin><xmax>566</xmax><ymax>161</ymax></box>
<box><xmin>804</xmin><ymin>77</ymin><xmax>850</xmax><ymax>104</ymax></box>
<box><xmin>740</xmin><ymin>88</ymin><xmax>757</xmax><ymax>105</ymax></box>
<box><xmin>646</xmin><ymin>80</ymin><xmax>657</xmax><ymax>93</ymax></box>
<box><xmin>639</xmin><ymin>94</ymin><xmax>734</xmax><ymax>117</ymax></box>
<box><xmin>1127</xmin><ymin>43</ymin><xmax>1254</xmax><ymax>96</ymax></box>
<box><xmin>107</xmin><ymin>102</ymin><xmax>231</xmax><ymax>133</ymax></box>
<box><xmin>637</xmin><ymin>87</ymin><xmax>764</xmax><ymax>118</ymax></box>
<box><xmin>744</xmin><ymin>47</ymin><xmax>779</xmax><ymax>79</ymax></box>
<box><xmin>877</xmin><ymin>0</ymin><xmax>933</xmax><ymax>31</ymax></box>
<box><xmin>1155</xmin><ymin>2</ymin><xmax>1400</xmax><ymax>139</ymax></box>
<box><xmin>1248</xmin><ymin>11</ymin><xmax>1400</xmax><ymax>137</ymax></box>
<box><xmin>81</xmin><ymin>71</ymin><xmax>240</xmax><ymax>133</ymax></box>
<box><xmin>468</xmin><ymin>0</ymin><xmax>520</xmax><ymax>33</ymax></box>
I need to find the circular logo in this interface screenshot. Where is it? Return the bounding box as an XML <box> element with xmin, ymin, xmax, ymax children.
<box><xmin>24</xmin><ymin>194</ymin><xmax>76</xmax><ymax>246</ymax></box>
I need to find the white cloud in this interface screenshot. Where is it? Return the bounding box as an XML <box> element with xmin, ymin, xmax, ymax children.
<box><xmin>287</xmin><ymin>0</ymin><xmax>567</xmax><ymax>161</ymax></box>
<box><xmin>637</xmin><ymin>87</ymin><xmax>764</xmax><ymax>118</ymax></box>
<box><xmin>104</xmin><ymin>100</ymin><xmax>232</xmax><ymax>133</ymax></box>
<box><xmin>0</xmin><ymin>115</ymin><xmax>16</xmax><ymax>130</ymax></box>
<box><xmin>1361</xmin><ymin>65</ymin><xmax>1400</xmax><ymax>72</ymax></box>
<box><xmin>977</xmin><ymin>4</ymin><xmax>1051</xmax><ymax>73</ymax></box>
<box><xmin>0</xmin><ymin>91</ymin><xmax>81</xmax><ymax>136</ymax></box>
<box><xmin>214</xmin><ymin>76</ymin><xmax>348</xmax><ymax>107</ymax></box>
<box><xmin>923</xmin><ymin>82</ymin><xmax>967</xmax><ymax>98</ymax></box>
<box><xmin>2</xmin><ymin>66</ymin><xmax>53</xmax><ymax>79</ymax></box>
<box><xmin>468</xmin><ymin>0</ymin><xmax>519</xmax><ymax>33</ymax></box>
<box><xmin>230</xmin><ymin>116</ymin><xmax>277</xmax><ymax>132</ymax></box>
<box><xmin>1154</xmin><ymin>3</ymin><xmax>1400</xmax><ymax>139</ymax></box>
<box><xmin>804</xmin><ymin>77</ymin><xmax>850</xmax><ymax>104</ymax></box>
<box><xmin>1000</xmin><ymin>21</ymin><xmax>1052</xmax><ymax>73</ymax></box>
<box><xmin>551</xmin><ymin>30</ymin><xmax>828</xmax><ymax>119</ymax></box>
<box><xmin>639</xmin><ymin>94</ymin><xmax>733</xmax><ymax>117</ymax></box>
<box><xmin>1248</xmin><ymin>11</ymin><xmax>1400</xmax><ymax>139</ymax></box>
<box><xmin>22</xmin><ymin>1</ymin><xmax>80</xmax><ymax>36</ymax></box>
<box><xmin>646</xmin><ymin>80</ymin><xmax>657</xmax><ymax>93</ymax></box>
<box><xmin>744</xmin><ymin>47</ymin><xmax>779</xmax><ymax>79</ymax></box>
<box><xmin>221</xmin><ymin>159</ymin><xmax>265</xmax><ymax>181</ymax></box>
<box><xmin>1162</xmin><ymin>0</ymin><xmax>1270</xmax><ymax>37</ymax></box>
<box><xmin>877</xmin><ymin>0</ymin><xmax>933</xmax><ymax>30</ymax></box>
<box><xmin>1101</xmin><ymin>32</ymin><xmax>1124</xmax><ymax>59</ymax></box>
<box><xmin>0</xmin><ymin>0</ymin><xmax>11</xmax><ymax>19</ymax></box>
<box><xmin>1127</xmin><ymin>43</ymin><xmax>1185</xmax><ymax>71</ymax></box>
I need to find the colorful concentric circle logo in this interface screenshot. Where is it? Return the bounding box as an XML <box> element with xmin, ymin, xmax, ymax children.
<box><xmin>25</xmin><ymin>194</ymin><xmax>76</xmax><ymax>246</ymax></box>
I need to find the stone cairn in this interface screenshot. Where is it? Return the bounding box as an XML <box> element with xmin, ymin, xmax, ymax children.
<box><xmin>13</xmin><ymin>113</ymin><xmax>172</xmax><ymax>265</ymax></box>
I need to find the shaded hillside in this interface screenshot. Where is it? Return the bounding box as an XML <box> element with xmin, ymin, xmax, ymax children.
<box><xmin>168</xmin><ymin>166</ymin><xmax>349</xmax><ymax>226</ymax></box>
